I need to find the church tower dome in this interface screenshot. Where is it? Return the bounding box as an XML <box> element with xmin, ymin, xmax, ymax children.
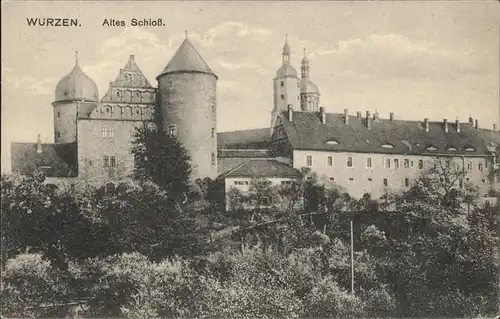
<box><xmin>54</xmin><ymin>52</ymin><xmax>99</xmax><ymax>103</ymax></box>
<box><xmin>157</xmin><ymin>33</ymin><xmax>218</xmax><ymax>179</ymax></box>
<box><xmin>270</xmin><ymin>35</ymin><xmax>300</xmax><ymax>132</ymax></box>
<box><xmin>300</xmin><ymin>48</ymin><xmax>320</xmax><ymax>112</ymax></box>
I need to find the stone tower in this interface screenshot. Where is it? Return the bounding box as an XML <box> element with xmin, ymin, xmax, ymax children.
<box><xmin>53</xmin><ymin>52</ymin><xmax>99</xmax><ymax>143</ymax></box>
<box><xmin>156</xmin><ymin>36</ymin><xmax>218</xmax><ymax>179</ymax></box>
<box><xmin>271</xmin><ymin>36</ymin><xmax>300</xmax><ymax>131</ymax></box>
<box><xmin>300</xmin><ymin>49</ymin><xmax>320</xmax><ymax>112</ymax></box>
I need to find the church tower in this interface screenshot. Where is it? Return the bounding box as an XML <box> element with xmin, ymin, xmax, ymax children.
<box><xmin>53</xmin><ymin>52</ymin><xmax>99</xmax><ymax>144</ymax></box>
<box><xmin>300</xmin><ymin>49</ymin><xmax>320</xmax><ymax>112</ymax></box>
<box><xmin>156</xmin><ymin>34</ymin><xmax>218</xmax><ymax>179</ymax></box>
<box><xmin>271</xmin><ymin>36</ymin><xmax>300</xmax><ymax>132</ymax></box>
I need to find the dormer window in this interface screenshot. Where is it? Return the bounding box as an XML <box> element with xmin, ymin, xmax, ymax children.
<box><xmin>381</xmin><ymin>143</ymin><xmax>394</xmax><ymax>149</ymax></box>
<box><xmin>426</xmin><ymin>145</ymin><xmax>437</xmax><ymax>151</ymax></box>
<box><xmin>326</xmin><ymin>140</ymin><xmax>339</xmax><ymax>145</ymax></box>
<box><xmin>447</xmin><ymin>147</ymin><xmax>458</xmax><ymax>151</ymax></box>
<box><xmin>465</xmin><ymin>147</ymin><xmax>475</xmax><ymax>152</ymax></box>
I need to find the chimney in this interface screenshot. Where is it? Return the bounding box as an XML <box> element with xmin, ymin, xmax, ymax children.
<box><xmin>390</xmin><ymin>112</ymin><xmax>394</xmax><ymax>122</ymax></box>
<box><xmin>287</xmin><ymin>104</ymin><xmax>293</xmax><ymax>122</ymax></box>
<box><xmin>366</xmin><ymin>111</ymin><xmax>371</xmax><ymax>130</ymax></box>
<box><xmin>373</xmin><ymin>111</ymin><xmax>379</xmax><ymax>121</ymax></box>
<box><xmin>468</xmin><ymin>116</ymin><xmax>474</xmax><ymax>124</ymax></box>
<box><xmin>455</xmin><ymin>119</ymin><xmax>460</xmax><ymax>133</ymax></box>
<box><xmin>424</xmin><ymin>118</ymin><xmax>429</xmax><ymax>132</ymax></box>
<box><xmin>356</xmin><ymin>111</ymin><xmax>362</xmax><ymax>119</ymax></box>
<box><xmin>475</xmin><ymin>119</ymin><xmax>479</xmax><ymax>130</ymax></box>
<box><xmin>36</xmin><ymin>134</ymin><xmax>42</xmax><ymax>154</ymax></box>
<box><xmin>444</xmin><ymin>119</ymin><xmax>448</xmax><ymax>133</ymax></box>
<box><xmin>320</xmin><ymin>107</ymin><xmax>326</xmax><ymax>124</ymax></box>
<box><xmin>343</xmin><ymin>108</ymin><xmax>349</xmax><ymax>125</ymax></box>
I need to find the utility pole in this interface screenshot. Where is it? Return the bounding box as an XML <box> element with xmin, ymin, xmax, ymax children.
<box><xmin>350</xmin><ymin>219</ymin><xmax>354</xmax><ymax>295</ymax></box>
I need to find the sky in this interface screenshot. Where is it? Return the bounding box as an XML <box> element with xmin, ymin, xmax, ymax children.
<box><xmin>2</xmin><ymin>1</ymin><xmax>499</xmax><ymax>172</ymax></box>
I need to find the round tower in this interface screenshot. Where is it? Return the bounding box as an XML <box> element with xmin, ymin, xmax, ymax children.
<box><xmin>53</xmin><ymin>51</ymin><xmax>99</xmax><ymax>143</ymax></box>
<box><xmin>300</xmin><ymin>49</ymin><xmax>320</xmax><ymax>112</ymax></box>
<box><xmin>271</xmin><ymin>35</ymin><xmax>300</xmax><ymax>130</ymax></box>
<box><xmin>156</xmin><ymin>36</ymin><xmax>218</xmax><ymax>179</ymax></box>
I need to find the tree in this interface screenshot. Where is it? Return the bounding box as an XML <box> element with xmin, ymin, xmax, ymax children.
<box><xmin>130</xmin><ymin>125</ymin><xmax>192</xmax><ymax>202</ymax></box>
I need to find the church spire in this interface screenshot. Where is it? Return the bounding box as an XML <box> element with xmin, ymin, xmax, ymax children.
<box><xmin>282</xmin><ymin>34</ymin><xmax>291</xmax><ymax>64</ymax></box>
<box><xmin>301</xmin><ymin>48</ymin><xmax>310</xmax><ymax>79</ymax></box>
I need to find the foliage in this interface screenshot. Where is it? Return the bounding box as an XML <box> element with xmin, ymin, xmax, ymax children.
<box><xmin>131</xmin><ymin>125</ymin><xmax>192</xmax><ymax>202</ymax></box>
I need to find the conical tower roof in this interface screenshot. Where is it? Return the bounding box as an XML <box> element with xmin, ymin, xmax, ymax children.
<box><xmin>158</xmin><ymin>38</ymin><xmax>216</xmax><ymax>78</ymax></box>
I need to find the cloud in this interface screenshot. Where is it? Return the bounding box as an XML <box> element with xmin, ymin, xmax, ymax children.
<box><xmin>202</xmin><ymin>21</ymin><xmax>272</xmax><ymax>46</ymax></box>
<box><xmin>309</xmin><ymin>34</ymin><xmax>480</xmax><ymax>82</ymax></box>
<box><xmin>9</xmin><ymin>76</ymin><xmax>54</xmax><ymax>95</ymax></box>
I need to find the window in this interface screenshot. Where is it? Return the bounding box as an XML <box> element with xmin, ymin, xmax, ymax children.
<box><xmin>366</xmin><ymin>157</ymin><xmax>372</xmax><ymax>168</ymax></box>
<box><xmin>167</xmin><ymin>124</ymin><xmax>177</xmax><ymax>137</ymax></box>
<box><xmin>426</xmin><ymin>146</ymin><xmax>437</xmax><ymax>151</ymax></box>
<box><xmin>280</xmin><ymin>94</ymin><xmax>285</xmax><ymax>100</ymax></box>
<box><xmin>381</xmin><ymin>143</ymin><xmax>394</xmax><ymax>149</ymax></box>
<box><xmin>297</xmin><ymin>82</ymin><xmax>300</xmax><ymax>88</ymax></box>
<box><xmin>281</xmin><ymin>180</ymin><xmax>294</xmax><ymax>186</ymax></box>
<box><xmin>385</xmin><ymin>158</ymin><xmax>391</xmax><ymax>169</ymax></box>
<box><xmin>211</xmin><ymin>153</ymin><xmax>216</xmax><ymax>166</ymax></box>
<box><xmin>411</xmin><ymin>160</ymin><xmax>414</xmax><ymax>167</ymax></box>
<box><xmin>106</xmin><ymin>107</ymin><xmax>111</xmax><ymax>113</ymax></box>
<box><xmin>280</xmin><ymin>81</ymin><xmax>284</xmax><ymax>87</ymax></box>
<box><xmin>211</xmin><ymin>128</ymin><xmax>215</xmax><ymax>138</ymax></box>
<box><xmin>459</xmin><ymin>179</ymin><xmax>463</xmax><ymax>188</ymax></box>
<box><xmin>348</xmin><ymin>177</ymin><xmax>354</xmax><ymax>182</ymax></box>
<box><xmin>465</xmin><ymin>147</ymin><xmax>475</xmax><ymax>152</ymax></box>
<box><xmin>327</xmin><ymin>156</ymin><xmax>333</xmax><ymax>167</ymax></box>
<box><xmin>306</xmin><ymin>155</ymin><xmax>313</xmax><ymax>167</ymax></box>
<box><xmin>418</xmin><ymin>160</ymin><xmax>423</xmax><ymax>169</ymax></box>
<box><xmin>103</xmin><ymin>155</ymin><xmax>116</xmax><ymax>168</ymax></box>
<box><xmin>347</xmin><ymin>156</ymin><xmax>353</xmax><ymax>167</ymax></box>
<box><xmin>405</xmin><ymin>178</ymin><xmax>410</xmax><ymax>187</ymax></box>
<box><xmin>57</xmin><ymin>132</ymin><xmax>60</xmax><ymax>138</ymax></box>
<box><xmin>478</xmin><ymin>162</ymin><xmax>483</xmax><ymax>171</ymax></box>
<box><xmin>394</xmin><ymin>159</ymin><xmax>400</xmax><ymax>169</ymax></box>
<box><xmin>485</xmin><ymin>161</ymin><xmax>489</xmax><ymax>168</ymax></box>
<box><xmin>326</xmin><ymin>140</ymin><xmax>339</xmax><ymax>145</ymax></box>
<box><xmin>329</xmin><ymin>177</ymin><xmax>335</xmax><ymax>181</ymax></box>
<box><xmin>234</xmin><ymin>181</ymin><xmax>249</xmax><ymax>186</ymax></box>
<box><xmin>404</xmin><ymin>159</ymin><xmax>410</xmax><ymax>168</ymax></box>
<box><xmin>383</xmin><ymin>178</ymin><xmax>388</xmax><ymax>187</ymax></box>
<box><xmin>102</xmin><ymin>127</ymin><xmax>115</xmax><ymax>138</ymax></box>
<box><xmin>481</xmin><ymin>178</ymin><xmax>486</xmax><ymax>184</ymax></box>
<box><xmin>57</xmin><ymin>112</ymin><xmax>60</xmax><ymax>118</ymax></box>
<box><xmin>467</xmin><ymin>161</ymin><xmax>472</xmax><ymax>171</ymax></box>
<box><xmin>368</xmin><ymin>178</ymin><xmax>373</xmax><ymax>182</ymax></box>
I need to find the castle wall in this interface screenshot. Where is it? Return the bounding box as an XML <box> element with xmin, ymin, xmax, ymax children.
<box><xmin>53</xmin><ymin>102</ymin><xmax>77</xmax><ymax>143</ymax></box>
<box><xmin>157</xmin><ymin>72</ymin><xmax>218</xmax><ymax>179</ymax></box>
<box><xmin>76</xmin><ymin>118</ymin><xmax>150</xmax><ymax>186</ymax></box>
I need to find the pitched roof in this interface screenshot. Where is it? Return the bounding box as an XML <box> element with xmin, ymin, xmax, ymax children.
<box><xmin>222</xmin><ymin>159</ymin><xmax>302</xmax><ymax>179</ymax></box>
<box><xmin>278</xmin><ymin>111</ymin><xmax>500</xmax><ymax>156</ymax></box>
<box><xmin>218</xmin><ymin>149</ymin><xmax>272</xmax><ymax>158</ymax></box>
<box><xmin>217</xmin><ymin>128</ymin><xmax>271</xmax><ymax>149</ymax></box>
<box><xmin>158</xmin><ymin>38</ymin><xmax>216</xmax><ymax>78</ymax></box>
<box><xmin>11</xmin><ymin>142</ymin><xmax>78</xmax><ymax>177</ymax></box>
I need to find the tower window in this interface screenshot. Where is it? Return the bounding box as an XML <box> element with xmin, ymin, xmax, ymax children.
<box><xmin>383</xmin><ymin>178</ymin><xmax>388</xmax><ymax>187</ymax></box>
<box><xmin>280</xmin><ymin>81</ymin><xmax>284</xmax><ymax>87</ymax></box>
<box><xmin>57</xmin><ymin>112</ymin><xmax>60</xmax><ymax>118</ymax></box>
<box><xmin>405</xmin><ymin>178</ymin><xmax>410</xmax><ymax>187</ymax></box>
<box><xmin>211</xmin><ymin>153</ymin><xmax>216</xmax><ymax>166</ymax></box>
<box><xmin>280</xmin><ymin>94</ymin><xmax>285</xmax><ymax>100</ymax></box>
<box><xmin>418</xmin><ymin>160</ymin><xmax>424</xmax><ymax>169</ymax></box>
<box><xmin>404</xmin><ymin>159</ymin><xmax>410</xmax><ymax>168</ymax></box>
<box><xmin>167</xmin><ymin>124</ymin><xmax>177</xmax><ymax>137</ymax></box>
<box><xmin>56</xmin><ymin>132</ymin><xmax>60</xmax><ymax>138</ymax></box>
<box><xmin>211</xmin><ymin>128</ymin><xmax>215</xmax><ymax>138</ymax></box>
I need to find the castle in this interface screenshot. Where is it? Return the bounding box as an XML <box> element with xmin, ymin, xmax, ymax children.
<box><xmin>11</xmin><ymin>35</ymin><xmax>500</xmax><ymax>199</ymax></box>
